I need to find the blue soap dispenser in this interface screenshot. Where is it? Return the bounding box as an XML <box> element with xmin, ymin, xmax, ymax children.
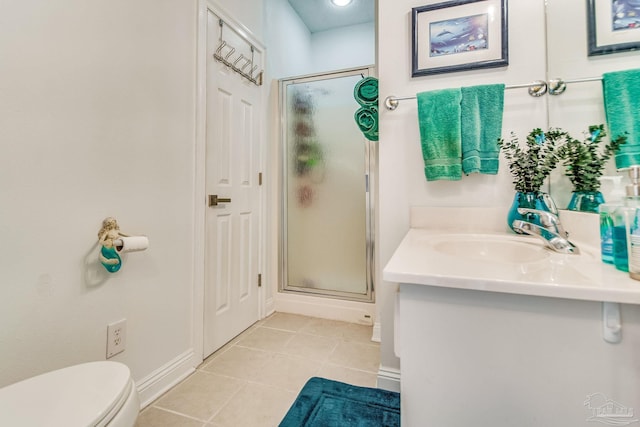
<box><xmin>626</xmin><ymin>167</ymin><xmax>640</xmax><ymax>281</ymax></box>
<box><xmin>612</xmin><ymin>167</ymin><xmax>640</xmax><ymax>272</ymax></box>
<box><xmin>599</xmin><ymin>176</ymin><xmax>624</xmax><ymax>264</ymax></box>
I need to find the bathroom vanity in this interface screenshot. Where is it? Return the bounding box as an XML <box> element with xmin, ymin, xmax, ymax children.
<box><xmin>384</xmin><ymin>208</ymin><xmax>640</xmax><ymax>427</ymax></box>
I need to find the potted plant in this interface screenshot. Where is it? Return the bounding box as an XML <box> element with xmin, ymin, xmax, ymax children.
<box><xmin>557</xmin><ymin>124</ymin><xmax>627</xmax><ymax>212</ymax></box>
<box><xmin>498</xmin><ymin>128</ymin><xmax>569</xmax><ymax>232</ymax></box>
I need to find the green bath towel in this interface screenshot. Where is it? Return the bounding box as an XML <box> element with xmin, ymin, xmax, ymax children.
<box><xmin>354</xmin><ymin>105</ymin><xmax>379</xmax><ymax>141</ymax></box>
<box><xmin>602</xmin><ymin>68</ymin><xmax>640</xmax><ymax>169</ymax></box>
<box><xmin>354</xmin><ymin>77</ymin><xmax>378</xmax><ymax>106</ymax></box>
<box><xmin>417</xmin><ymin>88</ymin><xmax>462</xmax><ymax>181</ymax></box>
<box><xmin>461</xmin><ymin>84</ymin><xmax>505</xmax><ymax>175</ymax></box>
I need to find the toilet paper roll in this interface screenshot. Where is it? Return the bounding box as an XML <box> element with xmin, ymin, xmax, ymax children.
<box><xmin>115</xmin><ymin>236</ymin><xmax>149</xmax><ymax>253</ymax></box>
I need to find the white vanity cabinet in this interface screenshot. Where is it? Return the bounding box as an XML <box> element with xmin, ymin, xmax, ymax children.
<box><xmin>385</xmin><ymin>228</ymin><xmax>640</xmax><ymax>427</ymax></box>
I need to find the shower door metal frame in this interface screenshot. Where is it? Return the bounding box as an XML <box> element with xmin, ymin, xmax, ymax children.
<box><xmin>278</xmin><ymin>66</ymin><xmax>376</xmax><ymax>303</ymax></box>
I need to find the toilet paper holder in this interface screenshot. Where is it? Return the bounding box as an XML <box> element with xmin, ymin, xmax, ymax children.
<box><xmin>97</xmin><ymin>217</ymin><xmax>149</xmax><ymax>273</ymax></box>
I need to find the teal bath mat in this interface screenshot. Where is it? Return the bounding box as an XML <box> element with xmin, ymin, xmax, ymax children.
<box><xmin>279</xmin><ymin>377</ymin><xmax>400</xmax><ymax>427</ymax></box>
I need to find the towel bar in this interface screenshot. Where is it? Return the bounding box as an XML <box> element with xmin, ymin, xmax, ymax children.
<box><xmin>384</xmin><ymin>76</ymin><xmax>603</xmax><ymax>110</ymax></box>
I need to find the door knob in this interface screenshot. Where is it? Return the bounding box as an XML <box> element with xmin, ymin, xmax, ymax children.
<box><xmin>208</xmin><ymin>195</ymin><xmax>231</xmax><ymax>207</ymax></box>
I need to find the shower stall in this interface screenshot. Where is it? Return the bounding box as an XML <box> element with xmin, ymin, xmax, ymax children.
<box><xmin>279</xmin><ymin>67</ymin><xmax>375</xmax><ymax>302</ymax></box>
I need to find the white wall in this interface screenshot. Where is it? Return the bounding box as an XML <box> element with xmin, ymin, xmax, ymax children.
<box><xmin>0</xmin><ymin>0</ymin><xmax>198</xmax><ymax>398</ymax></box>
<box><xmin>214</xmin><ymin>0</ymin><xmax>265</xmax><ymax>42</ymax></box>
<box><xmin>0</xmin><ymin>0</ymin><xmax>268</xmax><ymax>406</ymax></box>
<box><xmin>264</xmin><ymin>1</ymin><xmax>375</xmax><ymax>80</ymax></box>
<box><xmin>264</xmin><ymin>0</ymin><xmax>313</xmax><ymax>79</ymax></box>
<box><xmin>311</xmin><ymin>22</ymin><xmax>376</xmax><ymax>73</ymax></box>
<box><xmin>377</xmin><ymin>0</ymin><xmax>548</xmax><ymax>377</ymax></box>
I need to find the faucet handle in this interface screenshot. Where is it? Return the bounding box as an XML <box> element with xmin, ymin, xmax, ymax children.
<box><xmin>517</xmin><ymin>208</ymin><xmax>557</xmax><ymax>224</ymax></box>
<box><xmin>517</xmin><ymin>208</ymin><xmax>567</xmax><ymax>237</ymax></box>
<box><xmin>539</xmin><ymin>193</ymin><xmax>559</xmax><ymax>215</ymax></box>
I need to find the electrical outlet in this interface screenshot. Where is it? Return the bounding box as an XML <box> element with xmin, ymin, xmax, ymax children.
<box><xmin>106</xmin><ymin>319</ymin><xmax>126</xmax><ymax>358</ymax></box>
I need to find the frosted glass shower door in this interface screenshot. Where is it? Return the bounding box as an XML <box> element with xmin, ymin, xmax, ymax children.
<box><xmin>281</xmin><ymin>70</ymin><xmax>373</xmax><ymax>301</ymax></box>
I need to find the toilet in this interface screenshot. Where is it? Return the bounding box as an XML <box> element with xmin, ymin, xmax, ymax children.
<box><xmin>0</xmin><ymin>361</ymin><xmax>139</xmax><ymax>426</ymax></box>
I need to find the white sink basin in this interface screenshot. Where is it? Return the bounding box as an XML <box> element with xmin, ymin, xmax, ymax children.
<box><xmin>432</xmin><ymin>234</ymin><xmax>550</xmax><ymax>263</ymax></box>
<box><xmin>384</xmin><ymin>230</ymin><xmax>602</xmax><ymax>291</ymax></box>
<box><xmin>383</xmin><ymin>225</ymin><xmax>640</xmax><ymax>305</ymax></box>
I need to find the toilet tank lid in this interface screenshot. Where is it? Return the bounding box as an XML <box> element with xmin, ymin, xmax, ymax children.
<box><xmin>0</xmin><ymin>361</ymin><xmax>135</xmax><ymax>427</ymax></box>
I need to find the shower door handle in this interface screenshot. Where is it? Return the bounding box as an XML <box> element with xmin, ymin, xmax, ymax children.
<box><xmin>208</xmin><ymin>195</ymin><xmax>231</xmax><ymax>207</ymax></box>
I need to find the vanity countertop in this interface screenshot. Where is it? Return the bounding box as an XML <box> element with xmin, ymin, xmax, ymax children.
<box><xmin>383</xmin><ymin>228</ymin><xmax>640</xmax><ymax>305</ymax></box>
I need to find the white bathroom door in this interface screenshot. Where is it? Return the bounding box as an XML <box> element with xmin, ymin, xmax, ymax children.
<box><xmin>203</xmin><ymin>10</ymin><xmax>262</xmax><ymax>357</ymax></box>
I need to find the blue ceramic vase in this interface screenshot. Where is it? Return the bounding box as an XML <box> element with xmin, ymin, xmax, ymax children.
<box><xmin>507</xmin><ymin>191</ymin><xmax>558</xmax><ymax>233</ymax></box>
<box><xmin>566</xmin><ymin>191</ymin><xmax>604</xmax><ymax>213</ymax></box>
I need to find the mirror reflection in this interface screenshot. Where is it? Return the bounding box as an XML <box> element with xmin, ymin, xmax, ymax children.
<box><xmin>546</xmin><ymin>0</ymin><xmax>640</xmax><ymax>211</ymax></box>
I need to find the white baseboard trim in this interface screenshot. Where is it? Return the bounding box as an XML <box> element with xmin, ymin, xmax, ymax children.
<box><xmin>136</xmin><ymin>349</ymin><xmax>196</xmax><ymax>408</ymax></box>
<box><xmin>274</xmin><ymin>293</ymin><xmax>376</xmax><ymax>325</ymax></box>
<box><xmin>263</xmin><ymin>296</ymin><xmax>275</xmax><ymax>319</ymax></box>
<box><xmin>371</xmin><ymin>321</ymin><xmax>381</xmax><ymax>343</ymax></box>
<box><xmin>377</xmin><ymin>365</ymin><xmax>401</xmax><ymax>393</ymax></box>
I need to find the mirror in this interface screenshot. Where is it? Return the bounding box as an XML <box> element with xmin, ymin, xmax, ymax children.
<box><xmin>546</xmin><ymin>0</ymin><xmax>640</xmax><ymax>210</ymax></box>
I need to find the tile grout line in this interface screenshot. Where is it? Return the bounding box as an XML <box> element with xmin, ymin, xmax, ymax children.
<box><xmin>204</xmin><ymin>379</ymin><xmax>250</xmax><ymax>425</ymax></box>
<box><xmin>149</xmin><ymin>405</ymin><xmax>212</xmax><ymax>424</ymax></box>
<box><xmin>256</xmin><ymin>326</ymin><xmax>380</xmax><ymax>347</ymax></box>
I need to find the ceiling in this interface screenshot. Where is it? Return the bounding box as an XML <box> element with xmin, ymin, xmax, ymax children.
<box><xmin>287</xmin><ymin>0</ymin><xmax>375</xmax><ymax>33</ymax></box>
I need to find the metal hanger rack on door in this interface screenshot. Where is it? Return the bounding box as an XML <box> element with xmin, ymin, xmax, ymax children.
<box><xmin>213</xmin><ymin>19</ymin><xmax>263</xmax><ymax>86</ymax></box>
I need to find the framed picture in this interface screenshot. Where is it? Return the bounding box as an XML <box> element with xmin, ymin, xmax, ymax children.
<box><xmin>587</xmin><ymin>0</ymin><xmax>640</xmax><ymax>56</ymax></box>
<box><xmin>412</xmin><ymin>0</ymin><xmax>508</xmax><ymax>77</ymax></box>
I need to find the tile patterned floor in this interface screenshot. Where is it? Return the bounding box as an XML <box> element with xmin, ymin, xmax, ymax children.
<box><xmin>135</xmin><ymin>313</ymin><xmax>380</xmax><ymax>427</ymax></box>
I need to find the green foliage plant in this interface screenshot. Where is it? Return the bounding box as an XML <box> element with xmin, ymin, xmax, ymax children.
<box><xmin>557</xmin><ymin>124</ymin><xmax>627</xmax><ymax>193</ymax></box>
<box><xmin>498</xmin><ymin>128</ymin><xmax>569</xmax><ymax>193</ymax></box>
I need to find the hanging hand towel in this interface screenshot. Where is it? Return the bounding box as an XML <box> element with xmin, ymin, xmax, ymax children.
<box><xmin>417</xmin><ymin>89</ymin><xmax>462</xmax><ymax>181</ymax></box>
<box><xmin>353</xmin><ymin>77</ymin><xmax>379</xmax><ymax>141</ymax></box>
<box><xmin>354</xmin><ymin>105</ymin><xmax>379</xmax><ymax>141</ymax></box>
<box><xmin>461</xmin><ymin>84</ymin><xmax>505</xmax><ymax>175</ymax></box>
<box><xmin>354</xmin><ymin>77</ymin><xmax>378</xmax><ymax>106</ymax></box>
<box><xmin>602</xmin><ymin>68</ymin><xmax>640</xmax><ymax>170</ymax></box>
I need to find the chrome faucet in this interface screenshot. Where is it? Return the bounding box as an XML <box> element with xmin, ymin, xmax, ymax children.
<box><xmin>512</xmin><ymin>208</ymin><xmax>580</xmax><ymax>254</ymax></box>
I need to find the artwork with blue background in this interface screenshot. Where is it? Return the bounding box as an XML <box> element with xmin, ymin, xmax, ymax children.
<box><xmin>612</xmin><ymin>0</ymin><xmax>640</xmax><ymax>31</ymax></box>
<box><xmin>429</xmin><ymin>13</ymin><xmax>488</xmax><ymax>57</ymax></box>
